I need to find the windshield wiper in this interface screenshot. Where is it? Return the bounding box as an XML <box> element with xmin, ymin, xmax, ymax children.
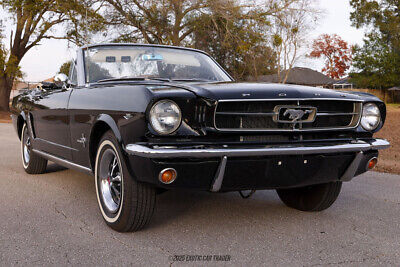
<box><xmin>96</xmin><ymin>77</ymin><xmax>171</xmax><ymax>83</ymax></box>
<box><xmin>96</xmin><ymin>77</ymin><xmax>211</xmax><ymax>83</ymax></box>
<box><xmin>96</xmin><ymin>77</ymin><xmax>145</xmax><ymax>83</ymax></box>
<box><xmin>170</xmin><ymin>78</ymin><xmax>212</xmax><ymax>82</ymax></box>
<box><xmin>149</xmin><ymin>77</ymin><xmax>171</xmax><ymax>82</ymax></box>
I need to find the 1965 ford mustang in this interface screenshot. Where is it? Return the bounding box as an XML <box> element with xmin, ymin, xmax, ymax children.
<box><xmin>11</xmin><ymin>43</ymin><xmax>390</xmax><ymax>232</ymax></box>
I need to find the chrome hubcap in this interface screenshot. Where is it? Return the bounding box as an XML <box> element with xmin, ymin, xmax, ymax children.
<box><xmin>23</xmin><ymin>128</ymin><xmax>31</xmax><ymax>165</ymax></box>
<box><xmin>99</xmin><ymin>149</ymin><xmax>122</xmax><ymax>213</ymax></box>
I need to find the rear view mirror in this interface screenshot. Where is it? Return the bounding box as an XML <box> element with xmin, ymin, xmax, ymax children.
<box><xmin>141</xmin><ymin>54</ymin><xmax>163</xmax><ymax>61</ymax></box>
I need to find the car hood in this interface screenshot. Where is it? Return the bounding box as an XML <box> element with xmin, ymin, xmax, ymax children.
<box><xmin>94</xmin><ymin>80</ymin><xmax>381</xmax><ymax>103</ymax></box>
<box><xmin>174</xmin><ymin>81</ymin><xmax>377</xmax><ymax>102</ymax></box>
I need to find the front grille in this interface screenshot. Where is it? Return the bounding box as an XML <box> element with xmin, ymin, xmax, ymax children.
<box><xmin>214</xmin><ymin>100</ymin><xmax>362</xmax><ymax>131</ymax></box>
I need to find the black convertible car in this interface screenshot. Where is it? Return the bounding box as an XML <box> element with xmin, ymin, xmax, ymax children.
<box><xmin>11</xmin><ymin>44</ymin><xmax>389</xmax><ymax>232</ymax></box>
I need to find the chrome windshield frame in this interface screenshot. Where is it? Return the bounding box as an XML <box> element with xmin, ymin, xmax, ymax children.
<box><xmin>80</xmin><ymin>44</ymin><xmax>234</xmax><ymax>86</ymax></box>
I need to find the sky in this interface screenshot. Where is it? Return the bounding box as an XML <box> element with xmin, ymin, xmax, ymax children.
<box><xmin>1</xmin><ymin>0</ymin><xmax>367</xmax><ymax>82</ymax></box>
<box><xmin>298</xmin><ymin>0</ymin><xmax>366</xmax><ymax>69</ymax></box>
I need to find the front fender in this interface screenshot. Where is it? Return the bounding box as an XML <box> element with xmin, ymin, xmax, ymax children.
<box><xmin>92</xmin><ymin>114</ymin><xmax>122</xmax><ymax>143</ymax></box>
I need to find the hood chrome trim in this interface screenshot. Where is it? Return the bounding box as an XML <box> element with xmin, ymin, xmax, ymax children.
<box><xmin>217</xmin><ymin>98</ymin><xmax>363</xmax><ymax>102</ymax></box>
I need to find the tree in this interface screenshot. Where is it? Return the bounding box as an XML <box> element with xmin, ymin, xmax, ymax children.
<box><xmin>102</xmin><ymin>0</ymin><xmax>310</xmax><ymax>80</ymax></box>
<box><xmin>103</xmin><ymin>0</ymin><xmax>209</xmax><ymax>46</ymax></box>
<box><xmin>351</xmin><ymin>32</ymin><xmax>400</xmax><ymax>89</ymax></box>
<box><xmin>58</xmin><ymin>61</ymin><xmax>72</xmax><ymax>76</ymax></box>
<box><xmin>192</xmin><ymin>1</ymin><xmax>277</xmax><ymax>80</ymax></box>
<box><xmin>0</xmin><ymin>0</ymin><xmax>103</xmax><ymax>111</ymax></box>
<box><xmin>271</xmin><ymin>0</ymin><xmax>319</xmax><ymax>83</ymax></box>
<box><xmin>0</xmin><ymin>20</ymin><xmax>22</xmax><ymax>94</ymax></box>
<box><xmin>104</xmin><ymin>0</ymin><xmax>287</xmax><ymax>46</ymax></box>
<box><xmin>308</xmin><ymin>34</ymin><xmax>352</xmax><ymax>79</ymax></box>
<box><xmin>349</xmin><ymin>0</ymin><xmax>400</xmax><ymax>89</ymax></box>
<box><xmin>0</xmin><ymin>19</ymin><xmax>23</xmax><ymax>111</ymax></box>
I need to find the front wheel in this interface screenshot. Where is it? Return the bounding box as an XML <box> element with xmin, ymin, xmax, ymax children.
<box><xmin>95</xmin><ymin>131</ymin><xmax>156</xmax><ymax>232</ymax></box>
<box><xmin>276</xmin><ymin>182</ymin><xmax>342</xmax><ymax>212</ymax></box>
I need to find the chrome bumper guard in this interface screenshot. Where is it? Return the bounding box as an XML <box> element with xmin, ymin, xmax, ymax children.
<box><xmin>125</xmin><ymin>139</ymin><xmax>390</xmax><ymax>159</ymax></box>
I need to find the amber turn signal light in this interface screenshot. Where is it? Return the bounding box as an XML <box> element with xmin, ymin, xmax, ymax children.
<box><xmin>159</xmin><ymin>168</ymin><xmax>177</xmax><ymax>184</ymax></box>
<box><xmin>367</xmin><ymin>157</ymin><xmax>378</xmax><ymax>170</ymax></box>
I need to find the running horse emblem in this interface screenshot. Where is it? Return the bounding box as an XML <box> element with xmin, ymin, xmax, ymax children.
<box><xmin>283</xmin><ymin>109</ymin><xmax>313</xmax><ymax>122</ymax></box>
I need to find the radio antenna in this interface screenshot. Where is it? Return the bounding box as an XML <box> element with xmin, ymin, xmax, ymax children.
<box><xmin>85</xmin><ymin>8</ymin><xmax>89</xmax><ymax>45</ymax></box>
<box><xmin>84</xmin><ymin>6</ymin><xmax>90</xmax><ymax>84</ymax></box>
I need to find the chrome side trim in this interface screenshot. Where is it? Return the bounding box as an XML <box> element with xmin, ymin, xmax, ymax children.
<box><xmin>210</xmin><ymin>156</ymin><xmax>227</xmax><ymax>192</ymax></box>
<box><xmin>34</xmin><ymin>138</ymin><xmax>79</xmax><ymax>152</ymax></box>
<box><xmin>340</xmin><ymin>152</ymin><xmax>364</xmax><ymax>181</ymax></box>
<box><xmin>125</xmin><ymin>139</ymin><xmax>390</xmax><ymax>159</ymax></box>
<box><xmin>32</xmin><ymin>149</ymin><xmax>93</xmax><ymax>175</ymax></box>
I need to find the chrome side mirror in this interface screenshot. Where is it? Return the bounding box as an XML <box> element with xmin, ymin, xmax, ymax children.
<box><xmin>54</xmin><ymin>73</ymin><xmax>68</xmax><ymax>83</ymax></box>
<box><xmin>54</xmin><ymin>73</ymin><xmax>69</xmax><ymax>89</ymax></box>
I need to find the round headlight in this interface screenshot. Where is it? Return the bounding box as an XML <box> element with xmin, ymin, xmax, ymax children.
<box><xmin>361</xmin><ymin>103</ymin><xmax>381</xmax><ymax>131</ymax></box>
<box><xmin>149</xmin><ymin>100</ymin><xmax>182</xmax><ymax>135</ymax></box>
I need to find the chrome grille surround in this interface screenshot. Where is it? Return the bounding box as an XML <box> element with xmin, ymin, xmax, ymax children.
<box><xmin>214</xmin><ymin>98</ymin><xmax>363</xmax><ymax>132</ymax></box>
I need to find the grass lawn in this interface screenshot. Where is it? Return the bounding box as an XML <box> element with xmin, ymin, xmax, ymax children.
<box><xmin>375</xmin><ymin>104</ymin><xmax>400</xmax><ymax>174</ymax></box>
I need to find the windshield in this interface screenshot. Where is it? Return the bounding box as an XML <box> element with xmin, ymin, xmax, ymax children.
<box><xmin>83</xmin><ymin>45</ymin><xmax>232</xmax><ymax>83</ymax></box>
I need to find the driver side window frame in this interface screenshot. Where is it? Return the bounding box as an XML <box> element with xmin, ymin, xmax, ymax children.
<box><xmin>69</xmin><ymin>60</ymin><xmax>78</xmax><ymax>86</ymax></box>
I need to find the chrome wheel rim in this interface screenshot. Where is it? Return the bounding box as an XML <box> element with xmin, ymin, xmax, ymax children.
<box><xmin>98</xmin><ymin>148</ymin><xmax>122</xmax><ymax>213</ymax></box>
<box><xmin>22</xmin><ymin>127</ymin><xmax>31</xmax><ymax>165</ymax></box>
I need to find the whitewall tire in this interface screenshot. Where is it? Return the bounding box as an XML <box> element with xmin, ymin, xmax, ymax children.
<box><xmin>94</xmin><ymin>130</ymin><xmax>156</xmax><ymax>232</ymax></box>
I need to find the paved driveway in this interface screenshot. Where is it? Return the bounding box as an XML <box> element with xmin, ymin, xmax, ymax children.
<box><xmin>0</xmin><ymin>123</ymin><xmax>399</xmax><ymax>266</ymax></box>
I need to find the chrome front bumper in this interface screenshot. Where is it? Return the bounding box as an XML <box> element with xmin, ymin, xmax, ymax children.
<box><xmin>125</xmin><ymin>139</ymin><xmax>390</xmax><ymax>159</ymax></box>
<box><xmin>125</xmin><ymin>139</ymin><xmax>389</xmax><ymax>192</ymax></box>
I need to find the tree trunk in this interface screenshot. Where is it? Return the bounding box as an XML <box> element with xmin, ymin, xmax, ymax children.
<box><xmin>0</xmin><ymin>75</ymin><xmax>13</xmax><ymax>112</ymax></box>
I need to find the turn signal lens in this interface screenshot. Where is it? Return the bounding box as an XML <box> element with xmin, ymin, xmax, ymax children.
<box><xmin>367</xmin><ymin>157</ymin><xmax>378</xmax><ymax>170</ymax></box>
<box><xmin>159</xmin><ymin>168</ymin><xmax>177</xmax><ymax>184</ymax></box>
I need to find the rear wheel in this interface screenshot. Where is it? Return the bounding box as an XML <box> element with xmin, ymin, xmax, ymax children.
<box><xmin>21</xmin><ymin>123</ymin><xmax>47</xmax><ymax>174</ymax></box>
<box><xmin>95</xmin><ymin>131</ymin><xmax>156</xmax><ymax>232</ymax></box>
<box><xmin>276</xmin><ymin>182</ymin><xmax>342</xmax><ymax>212</ymax></box>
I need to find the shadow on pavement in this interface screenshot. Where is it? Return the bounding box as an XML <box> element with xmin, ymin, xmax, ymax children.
<box><xmin>46</xmin><ymin>162</ymin><xmax>68</xmax><ymax>173</ymax></box>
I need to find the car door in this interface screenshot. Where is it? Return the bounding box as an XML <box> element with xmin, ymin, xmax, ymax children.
<box><xmin>30</xmin><ymin>85</ymin><xmax>73</xmax><ymax>160</ymax></box>
<box><xmin>67</xmin><ymin>61</ymin><xmax>94</xmax><ymax>168</ymax></box>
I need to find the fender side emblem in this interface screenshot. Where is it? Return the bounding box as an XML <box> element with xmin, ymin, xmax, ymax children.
<box><xmin>124</xmin><ymin>113</ymin><xmax>133</xmax><ymax>120</ymax></box>
<box><xmin>77</xmin><ymin>134</ymin><xmax>87</xmax><ymax>148</ymax></box>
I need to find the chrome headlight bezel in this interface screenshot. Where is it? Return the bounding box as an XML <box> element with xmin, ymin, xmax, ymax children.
<box><xmin>360</xmin><ymin>103</ymin><xmax>381</xmax><ymax>131</ymax></box>
<box><xmin>149</xmin><ymin>99</ymin><xmax>182</xmax><ymax>135</ymax></box>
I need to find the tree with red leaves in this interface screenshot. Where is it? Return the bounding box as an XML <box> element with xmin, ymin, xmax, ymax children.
<box><xmin>308</xmin><ymin>34</ymin><xmax>352</xmax><ymax>79</ymax></box>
